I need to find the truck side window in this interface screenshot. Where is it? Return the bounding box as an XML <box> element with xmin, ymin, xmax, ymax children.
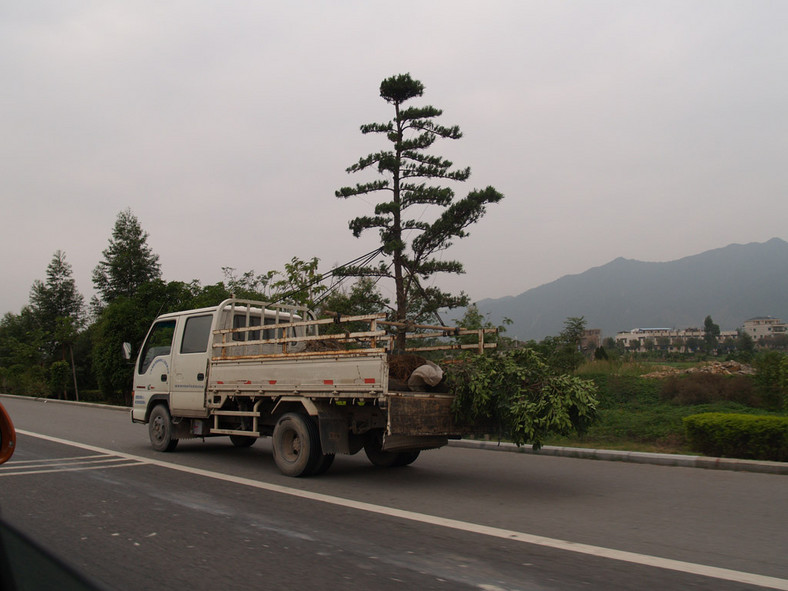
<box><xmin>233</xmin><ymin>314</ymin><xmax>261</xmax><ymax>341</ymax></box>
<box><xmin>181</xmin><ymin>315</ymin><xmax>212</xmax><ymax>354</ymax></box>
<box><xmin>264</xmin><ymin>316</ymin><xmax>290</xmax><ymax>340</ymax></box>
<box><xmin>138</xmin><ymin>320</ymin><xmax>176</xmax><ymax>374</ymax></box>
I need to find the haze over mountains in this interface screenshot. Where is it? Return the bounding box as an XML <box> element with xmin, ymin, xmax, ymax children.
<box><xmin>472</xmin><ymin>238</ymin><xmax>788</xmax><ymax>342</ymax></box>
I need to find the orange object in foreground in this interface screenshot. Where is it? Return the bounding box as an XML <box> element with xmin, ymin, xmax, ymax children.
<box><xmin>0</xmin><ymin>401</ymin><xmax>16</xmax><ymax>464</ymax></box>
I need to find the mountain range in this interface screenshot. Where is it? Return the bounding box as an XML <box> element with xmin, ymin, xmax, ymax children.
<box><xmin>471</xmin><ymin>238</ymin><xmax>788</xmax><ymax>341</ymax></box>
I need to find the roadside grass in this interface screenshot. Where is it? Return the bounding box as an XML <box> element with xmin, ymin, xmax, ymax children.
<box><xmin>546</xmin><ymin>361</ymin><xmax>785</xmax><ymax>455</ymax></box>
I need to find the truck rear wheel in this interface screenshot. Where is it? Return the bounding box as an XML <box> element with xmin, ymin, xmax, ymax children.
<box><xmin>272</xmin><ymin>413</ymin><xmax>321</xmax><ymax>477</ymax></box>
<box><xmin>149</xmin><ymin>404</ymin><xmax>178</xmax><ymax>452</ymax></box>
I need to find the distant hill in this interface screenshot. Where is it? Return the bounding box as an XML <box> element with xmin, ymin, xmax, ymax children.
<box><xmin>472</xmin><ymin>238</ymin><xmax>788</xmax><ymax>341</ymax></box>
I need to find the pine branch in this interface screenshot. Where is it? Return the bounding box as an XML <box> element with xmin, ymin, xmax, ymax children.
<box><xmin>335</xmin><ymin>180</ymin><xmax>390</xmax><ymax>198</ymax></box>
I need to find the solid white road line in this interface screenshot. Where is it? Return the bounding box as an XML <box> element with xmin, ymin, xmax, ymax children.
<box><xmin>15</xmin><ymin>429</ymin><xmax>788</xmax><ymax>591</ymax></box>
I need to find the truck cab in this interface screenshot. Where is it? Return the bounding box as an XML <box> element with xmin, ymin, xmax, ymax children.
<box><xmin>131</xmin><ymin>300</ymin><xmax>307</xmax><ymax>422</ymax></box>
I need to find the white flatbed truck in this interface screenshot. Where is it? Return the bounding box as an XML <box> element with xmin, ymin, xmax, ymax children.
<box><xmin>129</xmin><ymin>298</ymin><xmax>494</xmax><ymax>476</ymax></box>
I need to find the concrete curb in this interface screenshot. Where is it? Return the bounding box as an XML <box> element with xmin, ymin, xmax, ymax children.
<box><xmin>0</xmin><ymin>393</ymin><xmax>130</xmax><ymax>413</ymax></box>
<box><xmin>4</xmin><ymin>394</ymin><xmax>785</xmax><ymax>475</ymax></box>
<box><xmin>449</xmin><ymin>439</ymin><xmax>788</xmax><ymax>475</ymax></box>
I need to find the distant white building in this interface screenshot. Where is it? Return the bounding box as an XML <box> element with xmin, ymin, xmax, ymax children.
<box><xmin>615</xmin><ymin>326</ymin><xmax>737</xmax><ymax>353</ymax></box>
<box><xmin>741</xmin><ymin>317</ymin><xmax>786</xmax><ymax>341</ymax></box>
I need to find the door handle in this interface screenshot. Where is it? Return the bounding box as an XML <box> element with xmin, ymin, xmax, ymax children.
<box><xmin>160</xmin><ymin>374</ymin><xmax>167</xmax><ymax>382</ymax></box>
<box><xmin>197</xmin><ymin>373</ymin><xmax>205</xmax><ymax>381</ymax></box>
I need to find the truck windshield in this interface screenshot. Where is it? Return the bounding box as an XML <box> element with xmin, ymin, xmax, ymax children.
<box><xmin>139</xmin><ymin>320</ymin><xmax>176</xmax><ymax>374</ymax></box>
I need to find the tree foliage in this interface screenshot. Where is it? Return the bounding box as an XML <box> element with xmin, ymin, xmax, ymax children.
<box><xmin>529</xmin><ymin>316</ymin><xmax>588</xmax><ymax>373</ymax></box>
<box><xmin>753</xmin><ymin>351</ymin><xmax>788</xmax><ymax>410</ymax></box>
<box><xmin>703</xmin><ymin>315</ymin><xmax>721</xmax><ymax>353</ymax></box>
<box><xmin>92</xmin><ymin>209</ymin><xmax>161</xmax><ymax>307</ymax></box>
<box><xmin>336</xmin><ymin>73</ymin><xmax>503</xmax><ymax>348</ymax></box>
<box><xmin>448</xmin><ymin>348</ymin><xmax>598</xmax><ymax>449</ymax></box>
<box><xmin>0</xmin><ymin>309</ymin><xmax>47</xmax><ymax>395</ymax></box>
<box><xmin>91</xmin><ymin>279</ymin><xmax>210</xmax><ymax>398</ymax></box>
<box><xmin>29</xmin><ymin>250</ymin><xmax>84</xmax><ymax>356</ymax></box>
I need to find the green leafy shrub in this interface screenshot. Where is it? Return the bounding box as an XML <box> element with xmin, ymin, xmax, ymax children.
<box><xmin>753</xmin><ymin>351</ymin><xmax>788</xmax><ymax>410</ymax></box>
<box><xmin>683</xmin><ymin>413</ymin><xmax>788</xmax><ymax>461</ymax></box>
<box><xmin>448</xmin><ymin>348</ymin><xmax>598</xmax><ymax>449</ymax></box>
<box><xmin>660</xmin><ymin>373</ymin><xmax>758</xmax><ymax>406</ymax></box>
<box><xmin>0</xmin><ymin>364</ymin><xmax>47</xmax><ymax>396</ymax></box>
<box><xmin>48</xmin><ymin>360</ymin><xmax>71</xmax><ymax>398</ymax></box>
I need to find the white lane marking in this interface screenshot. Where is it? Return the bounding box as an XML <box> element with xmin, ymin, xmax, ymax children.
<box><xmin>0</xmin><ymin>462</ymin><xmax>145</xmax><ymax>477</ymax></box>
<box><xmin>0</xmin><ymin>451</ymin><xmax>145</xmax><ymax>477</ymax></box>
<box><xmin>8</xmin><ymin>455</ymin><xmax>109</xmax><ymax>465</ymax></box>
<box><xmin>16</xmin><ymin>429</ymin><xmax>788</xmax><ymax>591</ymax></box>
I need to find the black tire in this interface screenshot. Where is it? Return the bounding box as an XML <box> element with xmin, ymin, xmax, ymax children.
<box><xmin>312</xmin><ymin>453</ymin><xmax>335</xmax><ymax>476</ymax></box>
<box><xmin>272</xmin><ymin>413</ymin><xmax>321</xmax><ymax>477</ymax></box>
<box><xmin>149</xmin><ymin>404</ymin><xmax>178</xmax><ymax>452</ymax></box>
<box><xmin>393</xmin><ymin>450</ymin><xmax>420</xmax><ymax>467</ymax></box>
<box><xmin>364</xmin><ymin>432</ymin><xmax>418</xmax><ymax>468</ymax></box>
<box><xmin>229</xmin><ymin>435</ymin><xmax>257</xmax><ymax>448</ymax></box>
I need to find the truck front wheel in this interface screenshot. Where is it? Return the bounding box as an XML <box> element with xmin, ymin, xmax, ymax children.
<box><xmin>149</xmin><ymin>404</ymin><xmax>178</xmax><ymax>452</ymax></box>
<box><xmin>272</xmin><ymin>413</ymin><xmax>321</xmax><ymax>477</ymax></box>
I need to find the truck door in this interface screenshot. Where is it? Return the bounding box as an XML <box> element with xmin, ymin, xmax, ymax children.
<box><xmin>136</xmin><ymin>319</ymin><xmax>176</xmax><ymax>398</ymax></box>
<box><xmin>170</xmin><ymin>313</ymin><xmax>213</xmax><ymax>416</ymax></box>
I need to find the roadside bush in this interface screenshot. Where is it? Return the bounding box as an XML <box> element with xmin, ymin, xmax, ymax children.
<box><xmin>48</xmin><ymin>360</ymin><xmax>71</xmax><ymax>399</ymax></box>
<box><xmin>753</xmin><ymin>351</ymin><xmax>788</xmax><ymax>410</ymax></box>
<box><xmin>449</xmin><ymin>348</ymin><xmax>599</xmax><ymax>449</ymax></box>
<box><xmin>0</xmin><ymin>364</ymin><xmax>48</xmax><ymax>397</ymax></box>
<box><xmin>683</xmin><ymin>413</ymin><xmax>788</xmax><ymax>461</ymax></box>
<box><xmin>660</xmin><ymin>373</ymin><xmax>758</xmax><ymax>406</ymax></box>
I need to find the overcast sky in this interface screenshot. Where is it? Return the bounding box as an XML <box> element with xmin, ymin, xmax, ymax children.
<box><xmin>2</xmin><ymin>1</ymin><xmax>786</xmax><ymax>316</ymax></box>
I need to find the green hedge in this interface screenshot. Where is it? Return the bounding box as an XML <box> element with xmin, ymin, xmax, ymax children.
<box><xmin>683</xmin><ymin>413</ymin><xmax>788</xmax><ymax>461</ymax></box>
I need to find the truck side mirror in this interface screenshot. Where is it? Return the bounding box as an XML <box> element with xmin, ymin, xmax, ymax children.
<box><xmin>122</xmin><ymin>342</ymin><xmax>132</xmax><ymax>360</ymax></box>
<box><xmin>0</xmin><ymin>401</ymin><xmax>16</xmax><ymax>465</ymax></box>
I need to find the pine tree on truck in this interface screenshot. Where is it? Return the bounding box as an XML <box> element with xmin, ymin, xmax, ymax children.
<box><xmin>128</xmin><ymin>298</ymin><xmax>495</xmax><ymax>477</ymax></box>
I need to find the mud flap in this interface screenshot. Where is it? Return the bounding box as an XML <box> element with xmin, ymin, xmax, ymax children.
<box><xmin>387</xmin><ymin>393</ymin><xmax>458</xmax><ymax>437</ymax></box>
<box><xmin>316</xmin><ymin>407</ymin><xmax>351</xmax><ymax>455</ymax></box>
<box><xmin>382</xmin><ymin>434</ymin><xmax>448</xmax><ymax>452</ymax></box>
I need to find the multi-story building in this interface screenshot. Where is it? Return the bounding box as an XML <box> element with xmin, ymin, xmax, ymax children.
<box><xmin>741</xmin><ymin>317</ymin><xmax>787</xmax><ymax>341</ymax></box>
<box><xmin>614</xmin><ymin>327</ymin><xmax>737</xmax><ymax>353</ymax></box>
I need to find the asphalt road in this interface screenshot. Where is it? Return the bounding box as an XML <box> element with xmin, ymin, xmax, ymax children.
<box><xmin>1</xmin><ymin>395</ymin><xmax>786</xmax><ymax>591</ymax></box>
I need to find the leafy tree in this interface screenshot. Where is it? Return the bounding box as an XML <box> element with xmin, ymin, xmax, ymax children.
<box><xmin>336</xmin><ymin>73</ymin><xmax>503</xmax><ymax>350</ymax></box>
<box><xmin>223</xmin><ymin>257</ymin><xmax>328</xmax><ymax>309</ymax></box>
<box><xmin>29</xmin><ymin>250</ymin><xmax>84</xmax><ymax>398</ymax></box>
<box><xmin>91</xmin><ymin>280</ymin><xmax>198</xmax><ymax>400</ymax></box>
<box><xmin>455</xmin><ymin>305</ymin><xmax>514</xmax><ymax>351</ymax></box>
<box><xmin>449</xmin><ymin>348</ymin><xmax>598</xmax><ymax>449</ymax></box>
<box><xmin>221</xmin><ymin>267</ymin><xmax>276</xmax><ymax>301</ymax></box>
<box><xmin>269</xmin><ymin>257</ymin><xmax>328</xmax><ymax>309</ymax></box>
<box><xmin>753</xmin><ymin>351</ymin><xmax>787</xmax><ymax>410</ymax></box>
<box><xmin>656</xmin><ymin>336</ymin><xmax>671</xmax><ymax>351</ymax></box>
<box><xmin>0</xmin><ymin>309</ymin><xmax>47</xmax><ymax>395</ymax></box>
<box><xmin>92</xmin><ymin>209</ymin><xmax>161</xmax><ymax>307</ymax></box>
<box><xmin>48</xmin><ymin>360</ymin><xmax>71</xmax><ymax>400</ymax></box>
<box><xmin>533</xmin><ymin>316</ymin><xmax>587</xmax><ymax>373</ymax></box>
<box><xmin>317</xmin><ymin>277</ymin><xmax>390</xmax><ymax>337</ymax></box>
<box><xmin>319</xmin><ymin>277</ymin><xmax>389</xmax><ymax>317</ymax></box>
<box><xmin>29</xmin><ymin>250</ymin><xmax>84</xmax><ymax>354</ymax></box>
<box><xmin>734</xmin><ymin>330</ymin><xmax>755</xmax><ymax>362</ymax></box>
<box><xmin>703</xmin><ymin>315</ymin><xmax>720</xmax><ymax>353</ymax></box>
